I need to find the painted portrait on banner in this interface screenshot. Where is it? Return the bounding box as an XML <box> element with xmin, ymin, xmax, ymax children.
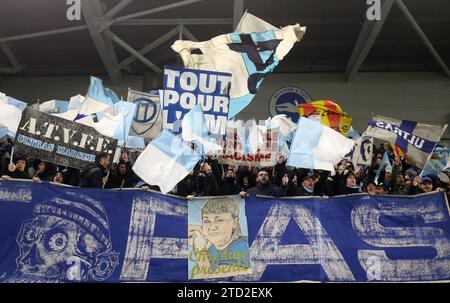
<box><xmin>188</xmin><ymin>196</ymin><xmax>252</xmax><ymax>279</ymax></box>
<box><xmin>2</xmin><ymin>193</ymin><xmax>119</xmax><ymax>283</ymax></box>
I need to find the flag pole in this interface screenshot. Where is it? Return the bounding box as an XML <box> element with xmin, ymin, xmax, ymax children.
<box><xmin>9</xmin><ymin>146</ymin><xmax>14</xmax><ymax>165</ymax></box>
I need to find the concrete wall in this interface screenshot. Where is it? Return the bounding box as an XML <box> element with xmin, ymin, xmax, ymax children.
<box><xmin>1</xmin><ymin>71</ymin><xmax>449</xmax><ymax>144</ymax></box>
<box><xmin>236</xmin><ymin>71</ymin><xmax>450</xmax><ymax>144</ymax></box>
<box><xmin>0</xmin><ymin>75</ymin><xmax>144</xmax><ymax>103</ymax></box>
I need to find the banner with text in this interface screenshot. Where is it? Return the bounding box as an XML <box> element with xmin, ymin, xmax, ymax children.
<box><xmin>14</xmin><ymin>108</ymin><xmax>118</xmax><ymax>169</ymax></box>
<box><xmin>218</xmin><ymin>126</ymin><xmax>280</xmax><ymax>167</ymax></box>
<box><xmin>161</xmin><ymin>66</ymin><xmax>232</xmax><ymax>136</ymax></box>
<box><xmin>0</xmin><ymin>180</ymin><xmax>449</xmax><ymax>282</ymax></box>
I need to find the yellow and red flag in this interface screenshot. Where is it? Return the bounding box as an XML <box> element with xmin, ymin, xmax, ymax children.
<box><xmin>298</xmin><ymin>100</ymin><xmax>352</xmax><ymax>136</ymax></box>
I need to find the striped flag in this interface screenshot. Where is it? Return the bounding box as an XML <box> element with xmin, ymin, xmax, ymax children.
<box><xmin>287</xmin><ymin>117</ymin><xmax>355</xmax><ymax>172</ymax></box>
<box><xmin>79</xmin><ymin>76</ymin><xmax>119</xmax><ymax>115</ymax></box>
<box><xmin>132</xmin><ymin>130</ymin><xmax>201</xmax><ymax>194</ymax></box>
<box><xmin>0</xmin><ymin>92</ymin><xmax>27</xmax><ymax>135</ymax></box>
<box><xmin>365</xmin><ymin>115</ymin><xmax>447</xmax><ymax>169</ymax></box>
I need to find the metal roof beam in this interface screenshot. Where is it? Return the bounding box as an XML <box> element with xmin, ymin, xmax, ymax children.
<box><xmin>115</xmin><ymin>25</ymin><xmax>180</xmax><ymax>72</ymax></box>
<box><xmin>114</xmin><ymin>18</ymin><xmax>233</xmax><ymax>26</ymax></box>
<box><xmin>233</xmin><ymin>0</ymin><xmax>244</xmax><ymax>30</ymax></box>
<box><xmin>104</xmin><ymin>0</ymin><xmax>134</xmax><ymax>19</ymax></box>
<box><xmin>345</xmin><ymin>0</ymin><xmax>395</xmax><ymax>81</ymax></box>
<box><xmin>0</xmin><ymin>25</ymin><xmax>88</xmax><ymax>43</ymax></box>
<box><xmin>109</xmin><ymin>0</ymin><xmax>206</xmax><ymax>26</ymax></box>
<box><xmin>105</xmin><ymin>30</ymin><xmax>162</xmax><ymax>74</ymax></box>
<box><xmin>395</xmin><ymin>0</ymin><xmax>450</xmax><ymax>77</ymax></box>
<box><xmin>81</xmin><ymin>0</ymin><xmax>121</xmax><ymax>83</ymax></box>
<box><xmin>182</xmin><ymin>26</ymin><xmax>199</xmax><ymax>42</ymax></box>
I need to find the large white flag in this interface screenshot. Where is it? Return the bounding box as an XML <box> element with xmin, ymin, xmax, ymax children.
<box><xmin>0</xmin><ymin>92</ymin><xmax>27</xmax><ymax>135</ymax></box>
<box><xmin>287</xmin><ymin>117</ymin><xmax>355</xmax><ymax>172</ymax></box>
<box><xmin>132</xmin><ymin>130</ymin><xmax>201</xmax><ymax>194</ymax></box>
<box><xmin>172</xmin><ymin>15</ymin><xmax>306</xmax><ymax>118</ymax></box>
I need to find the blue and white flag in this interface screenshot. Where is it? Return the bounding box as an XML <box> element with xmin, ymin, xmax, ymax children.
<box><xmin>348</xmin><ymin>126</ymin><xmax>361</xmax><ymax>139</ymax></box>
<box><xmin>79</xmin><ymin>76</ymin><xmax>120</xmax><ymax>115</ymax></box>
<box><xmin>287</xmin><ymin>117</ymin><xmax>355</xmax><ymax>172</ymax></box>
<box><xmin>0</xmin><ymin>92</ymin><xmax>27</xmax><ymax>135</ymax></box>
<box><xmin>422</xmin><ymin>147</ymin><xmax>450</xmax><ymax>176</ymax></box>
<box><xmin>122</xmin><ymin>135</ymin><xmax>145</xmax><ymax>150</ymax></box>
<box><xmin>96</xmin><ymin>101</ymin><xmax>137</xmax><ymax>142</ymax></box>
<box><xmin>39</xmin><ymin>100</ymin><xmax>68</xmax><ymax>114</ymax></box>
<box><xmin>375</xmin><ymin>151</ymin><xmax>392</xmax><ymax>185</ymax></box>
<box><xmin>161</xmin><ymin>66</ymin><xmax>231</xmax><ymax>136</ymax></box>
<box><xmin>181</xmin><ymin>104</ymin><xmax>222</xmax><ymax>155</ymax></box>
<box><xmin>132</xmin><ymin>130</ymin><xmax>201</xmax><ymax>194</ymax></box>
<box><xmin>365</xmin><ymin>115</ymin><xmax>447</xmax><ymax>169</ymax></box>
<box><xmin>171</xmin><ymin>19</ymin><xmax>306</xmax><ymax>118</ymax></box>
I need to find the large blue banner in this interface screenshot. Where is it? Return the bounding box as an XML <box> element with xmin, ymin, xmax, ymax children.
<box><xmin>1</xmin><ymin>180</ymin><xmax>450</xmax><ymax>282</ymax></box>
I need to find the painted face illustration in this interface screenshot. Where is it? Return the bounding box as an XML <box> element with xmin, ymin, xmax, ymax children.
<box><xmin>17</xmin><ymin>216</ymin><xmax>82</xmax><ymax>280</ymax></box>
<box><xmin>202</xmin><ymin>212</ymin><xmax>237</xmax><ymax>250</ymax></box>
<box><xmin>8</xmin><ymin>196</ymin><xmax>119</xmax><ymax>283</ymax></box>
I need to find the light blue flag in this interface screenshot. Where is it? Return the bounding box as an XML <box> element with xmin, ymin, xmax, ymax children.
<box><xmin>3</xmin><ymin>97</ymin><xmax>27</xmax><ymax>111</ymax></box>
<box><xmin>0</xmin><ymin>93</ymin><xmax>27</xmax><ymax>134</ymax></box>
<box><xmin>421</xmin><ymin>147</ymin><xmax>450</xmax><ymax>176</ymax></box>
<box><xmin>39</xmin><ymin>100</ymin><xmax>68</xmax><ymax>114</ymax></box>
<box><xmin>375</xmin><ymin>151</ymin><xmax>392</xmax><ymax>185</ymax></box>
<box><xmin>244</xmin><ymin>119</ymin><xmax>258</xmax><ymax>155</ymax></box>
<box><xmin>348</xmin><ymin>126</ymin><xmax>361</xmax><ymax>139</ymax></box>
<box><xmin>286</xmin><ymin>117</ymin><xmax>355</xmax><ymax>172</ymax></box>
<box><xmin>79</xmin><ymin>76</ymin><xmax>120</xmax><ymax>115</ymax></box>
<box><xmin>132</xmin><ymin>129</ymin><xmax>201</xmax><ymax>194</ymax></box>
<box><xmin>124</xmin><ymin>136</ymin><xmax>146</xmax><ymax>150</ymax></box>
<box><xmin>0</xmin><ymin>127</ymin><xmax>8</xmax><ymax>138</ymax></box>
<box><xmin>113</xmin><ymin>101</ymin><xmax>136</xmax><ymax>141</ymax></box>
<box><xmin>95</xmin><ymin>101</ymin><xmax>137</xmax><ymax>142</ymax></box>
<box><xmin>181</xmin><ymin>104</ymin><xmax>221</xmax><ymax>155</ymax></box>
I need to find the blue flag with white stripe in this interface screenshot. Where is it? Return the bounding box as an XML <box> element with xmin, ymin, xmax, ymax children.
<box><xmin>79</xmin><ymin>76</ymin><xmax>120</xmax><ymax>116</ymax></box>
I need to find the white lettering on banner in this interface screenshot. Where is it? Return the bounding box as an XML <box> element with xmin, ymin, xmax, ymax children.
<box><xmin>352</xmin><ymin>201</ymin><xmax>450</xmax><ymax>281</ymax></box>
<box><xmin>120</xmin><ymin>196</ymin><xmax>187</xmax><ymax>281</ymax></box>
<box><xmin>19</xmin><ymin>116</ymin><xmax>113</xmax><ymax>154</ymax></box>
<box><xmin>234</xmin><ymin>203</ymin><xmax>355</xmax><ymax>281</ymax></box>
<box><xmin>162</xmin><ymin>67</ymin><xmax>231</xmax><ymax>135</ymax></box>
<box><xmin>371</xmin><ymin>120</ymin><xmax>428</xmax><ymax>150</ymax></box>
<box><xmin>219</xmin><ymin>127</ymin><xmax>279</xmax><ymax>167</ymax></box>
<box><xmin>199</xmin><ymin>74</ymin><xmax>217</xmax><ymax>94</ymax></box>
<box><xmin>204</xmin><ymin>115</ymin><xmax>227</xmax><ymax>136</ymax></box>
<box><xmin>164</xmin><ymin>69</ymin><xmax>181</xmax><ymax>88</ymax></box>
<box><xmin>0</xmin><ymin>183</ymin><xmax>32</xmax><ymax>203</ymax></box>
<box><xmin>180</xmin><ymin>72</ymin><xmax>198</xmax><ymax>91</ymax></box>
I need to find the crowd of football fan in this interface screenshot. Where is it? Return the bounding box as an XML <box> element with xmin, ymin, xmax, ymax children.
<box><xmin>1</xmin><ymin>135</ymin><xmax>449</xmax><ymax>201</ymax></box>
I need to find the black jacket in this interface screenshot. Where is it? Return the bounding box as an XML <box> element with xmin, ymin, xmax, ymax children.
<box><xmin>7</xmin><ymin>168</ymin><xmax>31</xmax><ymax>180</ymax></box>
<box><xmin>287</xmin><ymin>184</ymin><xmax>315</xmax><ymax>197</ymax></box>
<box><xmin>341</xmin><ymin>186</ymin><xmax>362</xmax><ymax>195</ymax></box>
<box><xmin>80</xmin><ymin>163</ymin><xmax>107</xmax><ymax>188</ymax></box>
<box><xmin>104</xmin><ymin>162</ymin><xmax>137</xmax><ymax>189</ymax></box>
<box><xmin>220</xmin><ymin>178</ymin><xmax>240</xmax><ymax>195</ymax></box>
<box><xmin>247</xmin><ymin>182</ymin><xmax>288</xmax><ymax>197</ymax></box>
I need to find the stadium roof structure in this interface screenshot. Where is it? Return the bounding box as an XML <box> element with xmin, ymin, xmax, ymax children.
<box><xmin>0</xmin><ymin>0</ymin><xmax>449</xmax><ymax>83</ymax></box>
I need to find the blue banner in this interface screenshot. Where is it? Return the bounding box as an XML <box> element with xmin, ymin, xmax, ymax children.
<box><xmin>161</xmin><ymin>66</ymin><xmax>231</xmax><ymax>136</ymax></box>
<box><xmin>1</xmin><ymin>180</ymin><xmax>450</xmax><ymax>282</ymax></box>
